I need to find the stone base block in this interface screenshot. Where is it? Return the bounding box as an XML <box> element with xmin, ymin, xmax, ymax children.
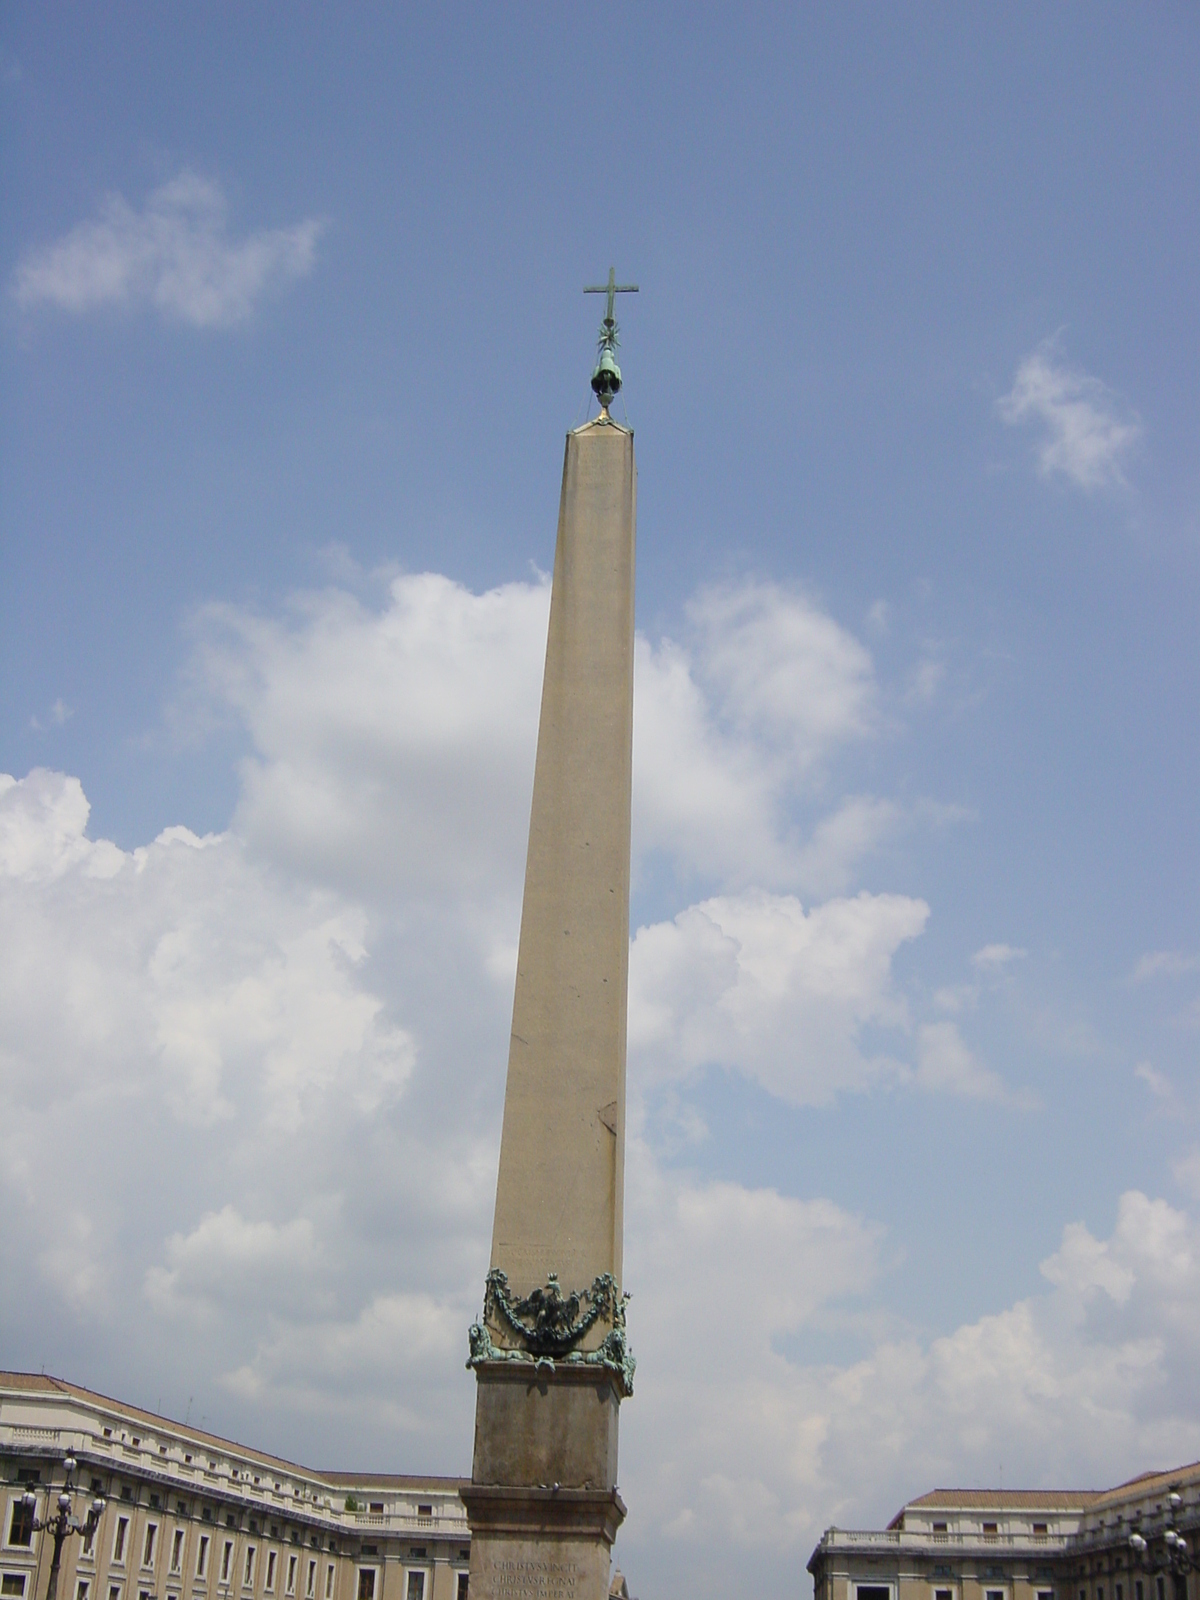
<box><xmin>471</xmin><ymin>1364</ymin><xmax>620</xmax><ymax>1489</ymax></box>
<box><xmin>462</xmin><ymin>1486</ymin><xmax>626</xmax><ymax>1600</ymax></box>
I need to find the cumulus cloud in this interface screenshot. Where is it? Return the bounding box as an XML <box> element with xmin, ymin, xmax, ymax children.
<box><xmin>628</xmin><ymin>888</ymin><xmax>929</xmax><ymax>1104</ymax></box>
<box><xmin>188</xmin><ymin>574</ymin><xmax>549</xmax><ymax>905</ymax></box>
<box><xmin>3</xmin><ymin>565</ymin><xmax>1185</xmax><ymax>1600</ymax></box>
<box><xmin>185</xmin><ymin>572</ymin><xmax>894</xmax><ymax>903</ymax></box>
<box><xmin>12</xmin><ymin>172</ymin><xmax>324</xmax><ymax>327</ymax></box>
<box><xmin>998</xmin><ymin>339</ymin><xmax>1141</xmax><ymax>491</ymax></box>
<box><xmin>145</xmin><ymin>1207</ymin><xmax>322</xmax><ymax>1319</ymax></box>
<box><xmin>619</xmin><ymin>1185</ymin><xmax>1200</xmax><ymax>1585</ymax></box>
<box><xmin>913</xmin><ymin>1020</ymin><xmax>1027</xmax><ymax>1104</ymax></box>
<box><xmin>1132</xmin><ymin>948</ymin><xmax>1200</xmax><ymax>981</ymax></box>
<box><xmin>972</xmin><ymin>942</ymin><xmax>1026</xmax><ymax>969</ymax></box>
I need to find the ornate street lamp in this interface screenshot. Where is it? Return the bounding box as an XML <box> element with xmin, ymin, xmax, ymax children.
<box><xmin>22</xmin><ymin>1454</ymin><xmax>106</xmax><ymax>1600</ymax></box>
<box><xmin>1129</xmin><ymin>1492</ymin><xmax>1195</xmax><ymax>1590</ymax></box>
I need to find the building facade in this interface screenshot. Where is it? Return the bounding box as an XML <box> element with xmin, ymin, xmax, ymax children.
<box><xmin>809</xmin><ymin>1466</ymin><xmax>1199</xmax><ymax>1600</ymax></box>
<box><xmin>1</xmin><ymin>1376</ymin><xmax>470</xmax><ymax>1600</ymax></box>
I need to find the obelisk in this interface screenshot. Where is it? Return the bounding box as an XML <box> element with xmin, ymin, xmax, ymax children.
<box><xmin>462</xmin><ymin>272</ymin><xmax>638</xmax><ymax>1600</ymax></box>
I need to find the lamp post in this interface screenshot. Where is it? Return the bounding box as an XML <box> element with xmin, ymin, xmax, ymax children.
<box><xmin>1129</xmin><ymin>1492</ymin><xmax>1194</xmax><ymax>1598</ymax></box>
<box><xmin>22</xmin><ymin>1454</ymin><xmax>106</xmax><ymax>1600</ymax></box>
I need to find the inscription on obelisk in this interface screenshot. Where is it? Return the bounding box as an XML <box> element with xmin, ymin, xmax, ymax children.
<box><xmin>462</xmin><ymin>276</ymin><xmax>638</xmax><ymax>1600</ymax></box>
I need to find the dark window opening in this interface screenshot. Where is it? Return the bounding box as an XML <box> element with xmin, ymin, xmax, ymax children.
<box><xmin>456</xmin><ymin>1576</ymin><xmax>468</xmax><ymax>1600</ymax></box>
<box><xmin>8</xmin><ymin>1502</ymin><xmax>34</xmax><ymax>1547</ymax></box>
<box><xmin>357</xmin><ymin>1574</ymin><xmax>375</xmax><ymax>1600</ymax></box>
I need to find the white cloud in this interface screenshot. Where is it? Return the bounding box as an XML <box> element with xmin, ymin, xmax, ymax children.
<box><xmin>972</xmin><ymin>942</ymin><xmax>1026</xmax><ymax>969</ymax></box>
<box><xmin>145</xmin><ymin>1207</ymin><xmax>322</xmax><ymax>1318</ymax></box>
<box><xmin>4</xmin><ymin>565</ymin><xmax>1170</xmax><ymax>1600</ymax></box>
<box><xmin>913</xmin><ymin>1020</ymin><xmax>1013</xmax><ymax>1102</ymax></box>
<box><xmin>12</xmin><ymin>172</ymin><xmax>324</xmax><ymax>327</ymax></box>
<box><xmin>1134</xmin><ymin>1061</ymin><xmax>1175</xmax><ymax>1101</ymax></box>
<box><xmin>1132</xmin><ymin>949</ymin><xmax>1200</xmax><ymax>981</ymax></box>
<box><xmin>186</xmin><ymin>572</ymin><xmax>893</xmax><ymax>903</ymax></box>
<box><xmin>628</xmin><ymin>887</ymin><xmax>929</xmax><ymax>1105</ymax></box>
<box><xmin>1175</xmin><ymin>1149</ymin><xmax>1200</xmax><ymax>1201</ymax></box>
<box><xmin>617</xmin><ymin>1185</ymin><xmax>1200</xmax><ymax>1589</ymax></box>
<box><xmin>686</xmin><ymin>582</ymin><xmax>877</xmax><ymax>759</ymax></box>
<box><xmin>998</xmin><ymin>340</ymin><xmax>1141</xmax><ymax>491</ymax></box>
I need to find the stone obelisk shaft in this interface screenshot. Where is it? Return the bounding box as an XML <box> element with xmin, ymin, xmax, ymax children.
<box><xmin>464</xmin><ymin>417</ymin><xmax>635</xmax><ymax>1600</ymax></box>
<box><xmin>490</xmin><ymin>419</ymin><xmax>635</xmax><ymax>1294</ymax></box>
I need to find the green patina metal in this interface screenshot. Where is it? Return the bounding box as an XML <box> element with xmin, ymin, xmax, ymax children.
<box><xmin>583</xmin><ymin>267</ymin><xmax>638</xmax><ymax>410</ymax></box>
<box><xmin>466</xmin><ymin>1268</ymin><xmax>636</xmax><ymax>1395</ymax></box>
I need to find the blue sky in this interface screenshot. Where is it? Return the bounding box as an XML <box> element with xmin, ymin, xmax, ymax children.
<box><xmin>3</xmin><ymin>8</ymin><xmax>1199</xmax><ymax>1600</ymax></box>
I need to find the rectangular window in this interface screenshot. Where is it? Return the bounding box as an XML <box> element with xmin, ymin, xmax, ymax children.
<box><xmin>324</xmin><ymin>1569</ymin><xmax>333</xmax><ymax>1600</ymax></box>
<box><xmin>932</xmin><ymin>1524</ymin><xmax>948</xmax><ymax>1535</ymax></box>
<box><xmin>1033</xmin><ymin>1525</ymin><xmax>1048</xmax><ymax>1537</ymax></box>
<box><xmin>286</xmin><ymin>1557</ymin><xmax>297</xmax><ymax>1596</ymax></box>
<box><xmin>266</xmin><ymin>1554</ymin><xmax>277</xmax><ymax>1592</ymax></box>
<box><xmin>143</xmin><ymin>1526</ymin><xmax>158</xmax><ymax>1568</ymax></box>
<box><xmin>171</xmin><ymin>1532</ymin><xmax>184</xmax><ymax>1574</ymax></box>
<box><xmin>1135</xmin><ymin>1585</ymin><xmax>1143</xmax><ymax>1600</ymax></box>
<box><xmin>307</xmin><ymin>1563</ymin><xmax>316</xmax><ymax>1599</ymax></box>
<box><xmin>114</xmin><ymin>1519</ymin><xmax>130</xmax><ymax>1564</ymax></box>
<box><xmin>197</xmin><ymin>1538</ymin><xmax>210</xmax><ymax>1579</ymax></box>
<box><xmin>368</xmin><ymin>1506</ymin><xmax>383</xmax><ymax>1517</ymax></box>
<box><xmin>456</xmin><ymin>1577</ymin><xmax>468</xmax><ymax>1600</ymax></box>
<box><xmin>406</xmin><ymin>1574</ymin><xmax>424</xmax><ymax>1600</ymax></box>
<box><xmin>222</xmin><ymin>1543</ymin><xmax>233</xmax><ymax>1583</ymax></box>
<box><xmin>108</xmin><ymin>1587</ymin><xmax>121</xmax><ymax>1600</ymax></box>
<box><xmin>936</xmin><ymin>1590</ymin><xmax>953</xmax><ymax>1600</ymax></box>
<box><xmin>3</xmin><ymin>1579</ymin><xmax>28</xmax><ymax>1598</ymax></box>
<box><xmin>986</xmin><ymin>1591</ymin><xmax>1004</xmax><ymax>1600</ymax></box>
<box><xmin>416</xmin><ymin>1508</ymin><xmax>431</xmax><ymax>1521</ymax></box>
<box><xmin>245</xmin><ymin>1549</ymin><xmax>257</xmax><ymax>1587</ymax></box>
<box><xmin>1116</xmin><ymin>1586</ymin><xmax>1123</xmax><ymax>1600</ymax></box>
<box><xmin>857</xmin><ymin>1589</ymin><xmax>890</xmax><ymax>1600</ymax></box>
<box><xmin>357</xmin><ymin>1576</ymin><xmax>375</xmax><ymax>1600</ymax></box>
<box><xmin>8</xmin><ymin>1501</ymin><xmax>34</xmax><ymax>1549</ymax></box>
<box><xmin>1156</xmin><ymin>1581</ymin><xmax>1164</xmax><ymax>1600</ymax></box>
<box><xmin>983</xmin><ymin>1524</ymin><xmax>998</xmax><ymax>1536</ymax></box>
<box><xmin>1098</xmin><ymin>1587</ymin><xmax>1105</xmax><ymax>1600</ymax></box>
<box><xmin>77</xmin><ymin>1582</ymin><xmax>91</xmax><ymax>1600</ymax></box>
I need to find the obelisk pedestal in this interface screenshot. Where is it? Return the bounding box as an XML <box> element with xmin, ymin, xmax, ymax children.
<box><xmin>463</xmin><ymin>412</ymin><xmax>636</xmax><ymax>1600</ymax></box>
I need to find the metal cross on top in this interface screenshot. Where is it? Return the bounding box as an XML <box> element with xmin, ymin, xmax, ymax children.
<box><xmin>584</xmin><ymin>266</ymin><xmax>638</xmax><ymax>411</ymax></box>
<box><xmin>584</xmin><ymin>266</ymin><xmax>639</xmax><ymax>334</ymax></box>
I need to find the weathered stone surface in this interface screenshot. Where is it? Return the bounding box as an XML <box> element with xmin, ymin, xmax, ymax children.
<box><xmin>467</xmin><ymin>416</ymin><xmax>636</xmax><ymax>1600</ymax></box>
<box><xmin>462</xmin><ymin>1489</ymin><xmax>626</xmax><ymax>1600</ymax></box>
<box><xmin>488</xmin><ymin>420</ymin><xmax>636</xmax><ymax>1304</ymax></box>
<box><xmin>471</xmin><ymin>1366</ymin><xmax>619</xmax><ymax>1489</ymax></box>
